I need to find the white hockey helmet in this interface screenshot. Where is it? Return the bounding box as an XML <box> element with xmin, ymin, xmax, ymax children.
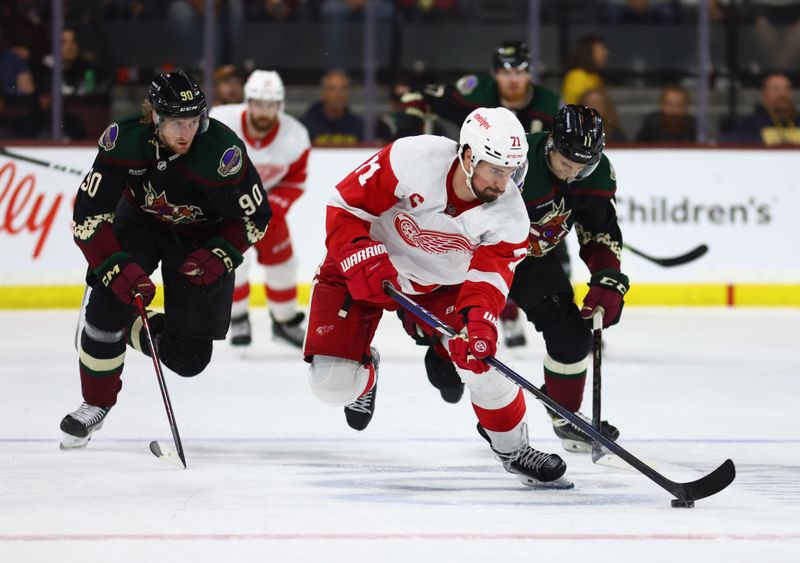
<box><xmin>244</xmin><ymin>70</ymin><xmax>285</xmax><ymax>109</ymax></box>
<box><xmin>459</xmin><ymin>107</ymin><xmax>529</xmax><ymax>191</ymax></box>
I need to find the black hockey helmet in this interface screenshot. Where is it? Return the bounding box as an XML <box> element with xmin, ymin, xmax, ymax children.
<box><xmin>493</xmin><ymin>41</ymin><xmax>530</xmax><ymax>72</ymax></box>
<box><xmin>548</xmin><ymin>104</ymin><xmax>605</xmax><ymax>180</ymax></box>
<box><xmin>149</xmin><ymin>70</ymin><xmax>209</xmax><ymax>133</ymax></box>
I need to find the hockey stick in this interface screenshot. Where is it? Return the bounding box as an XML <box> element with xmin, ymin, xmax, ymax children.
<box><xmin>591</xmin><ymin>312</ymin><xmax>604</xmax><ymax>463</ymax></box>
<box><xmin>384</xmin><ymin>283</ymin><xmax>735</xmax><ymax>505</ymax></box>
<box><xmin>0</xmin><ymin>145</ymin><xmax>86</xmax><ymax>176</ymax></box>
<box><xmin>134</xmin><ymin>293</ymin><xmax>187</xmax><ymax>469</ymax></box>
<box><xmin>623</xmin><ymin>243</ymin><xmax>708</xmax><ymax>267</ymax></box>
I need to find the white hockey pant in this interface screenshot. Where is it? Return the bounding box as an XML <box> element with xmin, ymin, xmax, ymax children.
<box><xmin>308</xmin><ymin>355</ymin><xmax>371</xmax><ymax>407</ymax></box>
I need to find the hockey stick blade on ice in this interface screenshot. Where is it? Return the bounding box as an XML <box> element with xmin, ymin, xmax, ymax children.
<box><xmin>134</xmin><ymin>293</ymin><xmax>187</xmax><ymax>469</ymax></box>
<box><xmin>624</xmin><ymin>243</ymin><xmax>708</xmax><ymax>267</ymax></box>
<box><xmin>149</xmin><ymin>441</ymin><xmax>185</xmax><ymax>469</ymax></box>
<box><xmin>384</xmin><ymin>283</ymin><xmax>735</xmax><ymax>504</ymax></box>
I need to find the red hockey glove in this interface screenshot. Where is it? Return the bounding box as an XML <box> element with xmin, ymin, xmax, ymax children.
<box><xmin>267</xmin><ymin>186</ymin><xmax>303</xmax><ymax>221</ymax></box>
<box><xmin>448</xmin><ymin>308</ymin><xmax>498</xmax><ymax>374</ymax></box>
<box><xmin>580</xmin><ymin>269</ymin><xmax>630</xmax><ymax>328</ymax></box>
<box><xmin>338</xmin><ymin>239</ymin><xmax>399</xmax><ymax>306</ymax></box>
<box><xmin>95</xmin><ymin>252</ymin><xmax>155</xmax><ymax>307</ymax></box>
<box><xmin>179</xmin><ymin>237</ymin><xmax>243</xmax><ymax>287</ymax></box>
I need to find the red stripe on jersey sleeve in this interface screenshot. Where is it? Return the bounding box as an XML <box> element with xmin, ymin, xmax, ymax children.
<box><xmin>276</xmin><ymin>147</ymin><xmax>310</xmax><ymax>190</ymax></box>
<box><xmin>580</xmin><ymin>242</ymin><xmax>621</xmax><ymax>272</ymax></box>
<box><xmin>74</xmin><ymin>221</ymin><xmax>122</xmax><ymax>271</ymax></box>
<box><xmin>456</xmin><ymin>239</ymin><xmax>527</xmax><ymax>317</ymax></box>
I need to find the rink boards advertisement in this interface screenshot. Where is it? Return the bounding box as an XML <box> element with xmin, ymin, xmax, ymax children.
<box><xmin>1</xmin><ymin>144</ymin><xmax>798</xmax><ymax>307</ymax></box>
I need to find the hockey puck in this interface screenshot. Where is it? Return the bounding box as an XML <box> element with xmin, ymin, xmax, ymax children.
<box><xmin>671</xmin><ymin>499</ymin><xmax>695</xmax><ymax>508</ymax></box>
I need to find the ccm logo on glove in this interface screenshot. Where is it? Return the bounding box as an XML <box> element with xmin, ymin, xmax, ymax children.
<box><xmin>96</xmin><ymin>252</ymin><xmax>156</xmax><ymax>307</ymax></box>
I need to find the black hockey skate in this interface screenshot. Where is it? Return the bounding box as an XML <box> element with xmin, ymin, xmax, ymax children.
<box><xmin>60</xmin><ymin>402</ymin><xmax>111</xmax><ymax>450</ymax></box>
<box><xmin>271</xmin><ymin>311</ymin><xmax>305</xmax><ymax>349</ymax></box>
<box><xmin>539</xmin><ymin>384</ymin><xmax>619</xmax><ymax>453</ymax></box>
<box><xmin>550</xmin><ymin>412</ymin><xmax>619</xmax><ymax>453</ymax></box>
<box><xmin>477</xmin><ymin>423</ymin><xmax>572</xmax><ymax>489</ymax></box>
<box><xmin>344</xmin><ymin>348</ymin><xmax>379</xmax><ymax>431</ymax></box>
<box><xmin>230</xmin><ymin>313</ymin><xmax>252</xmax><ymax>347</ymax></box>
<box><xmin>425</xmin><ymin>346</ymin><xmax>464</xmax><ymax>404</ymax></box>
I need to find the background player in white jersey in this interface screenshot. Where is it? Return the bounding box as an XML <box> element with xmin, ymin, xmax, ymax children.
<box><xmin>302</xmin><ymin>107</ymin><xmax>572</xmax><ymax>488</ymax></box>
<box><xmin>210</xmin><ymin>70</ymin><xmax>311</xmax><ymax>348</ymax></box>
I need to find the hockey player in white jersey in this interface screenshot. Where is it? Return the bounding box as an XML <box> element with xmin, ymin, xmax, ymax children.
<box><xmin>210</xmin><ymin>70</ymin><xmax>310</xmax><ymax>348</ymax></box>
<box><xmin>303</xmin><ymin>107</ymin><xmax>572</xmax><ymax>488</ymax></box>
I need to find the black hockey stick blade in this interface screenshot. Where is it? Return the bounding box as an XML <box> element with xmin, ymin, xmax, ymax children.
<box><xmin>384</xmin><ymin>283</ymin><xmax>736</xmax><ymax>503</ymax></box>
<box><xmin>149</xmin><ymin>440</ymin><xmax>186</xmax><ymax>469</ymax></box>
<box><xmin>624</xmin><ymin>243</ymin><xmax>708</xmax><ymax>267</ymax></box>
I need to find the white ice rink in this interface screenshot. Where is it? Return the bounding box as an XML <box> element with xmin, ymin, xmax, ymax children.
<box><xmin>1</xmin><ymin>307</ymin><xmax>799</xmax><ymax>562</ymax></box>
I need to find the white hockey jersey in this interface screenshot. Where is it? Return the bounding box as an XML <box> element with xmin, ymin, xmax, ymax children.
<box><xmin>209</xmin><ymin>103</ymin><xmax>311</xmax><ymax>193</ymax></box>
<box><xmin>327</xmin><ymin>135</ymin><xmax>529</xmax><ymax>316</ymax></box>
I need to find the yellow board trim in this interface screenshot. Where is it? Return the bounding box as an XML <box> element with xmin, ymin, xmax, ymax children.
<box><xmin>0</xmin><ymin>283</ymin><xmax>798</xmax><ymax>309</ymax></box>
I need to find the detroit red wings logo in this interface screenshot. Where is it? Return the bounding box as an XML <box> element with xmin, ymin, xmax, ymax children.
<box><xmin>394</xmin><ymin>212</ymin><xmax>474</xmax><ymax>255</ymax></box>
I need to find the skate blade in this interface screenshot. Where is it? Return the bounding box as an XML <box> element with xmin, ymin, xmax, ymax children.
<box><xmin>516</xmin><ymin>475</ymin><xmax>575</xmax><ymax>490</ymax></box>
<box><xmin>560</xmin><ymin>438</ymin><xmax>593</xmax><ymax>453</ymax></box>
<box><xmin>149</xmin><ymin>441</ymin><xmax>186</xmax><ymax>469</ymax></box>
<box><xmin>59</xmin><ymin>433</ymin><xmax>90</xmax><ymax>450</ymax></box>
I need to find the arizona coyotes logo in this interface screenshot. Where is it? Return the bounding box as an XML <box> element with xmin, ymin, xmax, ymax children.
<box><xmin>393</xmin><ymin>212</ymin><xmax>473</xmax><ymax>255</ymax></box>
<box><xmin>142</xmin><ymin>181</ymin><xmax>204</xmax><ymax>223</ymax></box>
<box><xmin>528</xmin><ymin>199</ymin><xmax>572</xmax><ymax>257</ymax></box>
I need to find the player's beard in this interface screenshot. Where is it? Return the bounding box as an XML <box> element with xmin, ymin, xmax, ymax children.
<box><xmin>474</xmin><ymin>185</ymin><xmax>502</xmax><ymax>203</ymax></box>
<box><xmin>249</xmin><ymin>114</ymin><xmax>276</xmax><ymax>135</ymax></box>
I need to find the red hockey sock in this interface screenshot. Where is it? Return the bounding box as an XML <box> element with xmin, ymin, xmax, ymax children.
<box><xmin>472</xmin><ymin>389</ymin><xmax>526</xmax><ymax>432</ymax></box>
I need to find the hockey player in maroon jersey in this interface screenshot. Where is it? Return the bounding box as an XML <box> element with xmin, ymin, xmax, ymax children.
<box><xmin>210</xmin><ymin>70</ymin><xmax>311</xmax><ymax>349</ymax></box>
<box><xmin>303</xmin><ymin>106</ymin><xmax>573</xmax><ymax>488</ymax></box>
<box><xmin>418</xmin><ymin>105</ymin><xmax>628</xmax><ymax>454</ymax></box>
<box><xmin>60</xmin><ymin>71</ymin><xmax>270</xmax><ymax>449</ymax></box>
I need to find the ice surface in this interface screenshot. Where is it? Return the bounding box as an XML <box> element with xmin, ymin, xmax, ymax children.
<box><xmin>1</xmin><ymin>307</ymin><xmax>799</xmax><ymax>562</ymax></box>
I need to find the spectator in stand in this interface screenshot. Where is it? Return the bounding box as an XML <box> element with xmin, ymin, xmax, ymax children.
<box><xmin>636</xmin><ymin>84</ymin><xmax>697</xmax><ymax>143</ymax></box>
<box><xmin>301</xmin><ymin>69</ymin><xmax>364</xmax><ymax>145</ymax></box>
<box><xmin>605</xmin><ymin>0</ymin><xmax>681</xmax><ymax>23</ymax></box>
<box><xmin>396</xmin><ymin>0</ymin><xmax>459</xmax><ymax>22</ymax></box>
<box><xmin>245</xmin><ymin>0</ymin><xmax>304</xmax><ymax>20</ymax></box>
<box><xmin>0</xmin><ymin>25</ymin><xmax>34</xmax><ymax>96</ymax></box>
<box><xmin>102</xmin><ymin>1</ymin><xmax>167</xmax><ymax>19</ymax></box>
<box><xmin>212</xmin><ymin>64</ymin><xmax>244</xmax><ymax>106</ymax></box>
<box><xmin>319</xmin><ymin>0</ymin><xmax>393</xmax><ymax>67</ymax></box>
<box><xmin>729</xmin><ymin>73</ymin><xmax>799</xmax><ymax>146</ymax></box>
<box><xmin>0</xmin><ymin>91</ymin><xmax>16</xmax><ymax>138</ymax></box>
<box><xmin>561</xmin><ymin>35</ymin><xmax>608</xmax><ymax>105</ymax></box>
<box><xmin>579</xmin><ymin>88</ymin><xmax>626</xmax><ymax>142</ymax></box>
<box><xmin>42</xmin><ymin>28</ymin><xmax>108</xmax><ymax>96</ymax></box>
<box><xmin>13</xmin><ymin>74</ymin><xmax>86</xmax><ymax>140</ymax></box>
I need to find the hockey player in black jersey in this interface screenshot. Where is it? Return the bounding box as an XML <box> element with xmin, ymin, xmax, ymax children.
<box><xmin>60</xmin><ymin>70</ymin><xmax>271</xmax><ymax>449</ymax></box>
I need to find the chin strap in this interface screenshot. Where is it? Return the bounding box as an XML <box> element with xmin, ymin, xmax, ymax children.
<box><xmin>458</xmin><ymin>151</ymin><xmax>480</xmax><ymax>199</ymax></box>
